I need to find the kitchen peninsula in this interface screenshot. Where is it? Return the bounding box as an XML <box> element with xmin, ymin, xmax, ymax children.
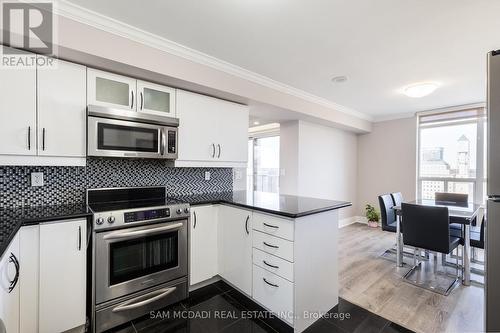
<box><xmin>184</xmin><ymin>190</ymin><xmax>351</xmax><ymax>333</ymax></box>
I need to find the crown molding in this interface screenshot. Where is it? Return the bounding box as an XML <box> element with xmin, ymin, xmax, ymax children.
<box><xmin>55</xmin><ymin>0</ymin><xmax>372</xmax><ymax>122</ymax></box>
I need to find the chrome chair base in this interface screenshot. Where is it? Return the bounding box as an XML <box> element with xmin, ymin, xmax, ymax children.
<box><xmin>403</xmin><ymin>250</ymin><xmax>460</xmax><ymax>296</ymax></box>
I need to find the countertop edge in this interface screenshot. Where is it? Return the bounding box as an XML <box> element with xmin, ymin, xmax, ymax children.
<box><xmin>189</xmin><ymin>199</ymin><xmax>352</xmax><ymax>218</ymax></box>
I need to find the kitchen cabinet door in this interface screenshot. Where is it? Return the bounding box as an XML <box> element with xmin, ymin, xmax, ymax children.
<box><xmin>190</xmin><ymin>205</ymin><xmax>218</xmax><ymax>285</ymax></box>
<box><xmin>0</xmin><ymin>46</ymin><xmax>36</xmax><ymax>156</ymax></box>
<box><xmin>176</xmin><ymin>90</ymin><xmax>219</xmax><ymax>163</ymax></box>
<box><xmin>214</xmin><ymin>101</ymin><xmax>248</xmax><ymax>163</ymax></box>
<box><xmin>38</xmin><ymin>56</ymin><xmax>86</xmax><ymax>157</ymax></box>
<box><xmin>87</xmin><ymin>68</ymin><xmax>136</xmax><ymax>110</ymax></box>
<box><xmin>39</xmin><ymin>219</ymin><xmax>87</xmax><ymax>333</ymax></box>
<box><xmin>137</xmin><ymin>80</ymin><xmax>176</xmax><ymax>117</ymax></box>
<box><xmin>218</xmin><ymin>205</ymin><xmax>253</xmax><ymax>296</ymax></box>
<box><xmin>0</xmin><ymin>232</ymin><xmax>20</xmax><ymax>333</ymax></box>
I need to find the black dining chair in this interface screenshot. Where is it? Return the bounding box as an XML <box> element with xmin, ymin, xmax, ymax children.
<box><xmin>471</xmin><ymin>215</ymin><xmax>485</xmax><ymax>263</ymax></box>
<box><xmin>435</xmin><ymin>192</ymin><xmax>468</xmax><ymax>234</ymax></box>
<box><xmin>401</xmin><ymin>203</ymin><xmax>461</xmax><ymax>295</ymax></box>
<box><xmin>391</xmin><ymin>192</ymin><xmax>404</xmax><ymax>207</ymax></box>
<box><xmin>378</xmin><ymin>194</ymin><xmax>397</xmax><ymax>232</ymax></box>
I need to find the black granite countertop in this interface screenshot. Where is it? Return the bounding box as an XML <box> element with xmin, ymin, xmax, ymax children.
<box><xmin>0</xmin><ymin>203</ymin><xmax>92</xmax><ymax>258</ymax></box>
<box><xmin>173</xmin><ymin>191</ymin><xmax>352</xmax><ymax>219</ymax></box>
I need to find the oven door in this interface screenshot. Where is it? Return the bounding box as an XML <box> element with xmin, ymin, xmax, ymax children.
<box><xmin>88</xmin><ymin>116</ymin><xmax>177</xmax><ymax>159</ymax></box>
<box><xmin>95</xmin><ymin>219</ymin><xmax>187</xmax><ymax>304</ymax></box>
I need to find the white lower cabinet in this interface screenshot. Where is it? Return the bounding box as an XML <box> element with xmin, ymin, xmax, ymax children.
<box><xmin>252</xmin><ymin>265</ymin><xmax>294</xmax><ymax>325</ymax></box>
<box><xmin>217</xmin><ymin>205</ymin><xmax>253</xmax><ymax>296</ymax></box>
<box><xmin>39</xmin><ymin>219</ymin><xmax>87</xmax><ymax>333</ymax></box>
<box><xmin>190</xmin><ymin>205</ymin><xmax>218</xmax><ymax>285</ymax></box>
<box><xmin>0</xmin><ymin>233</ymin><xmax>20</xmax><ymax>333</ymax></box>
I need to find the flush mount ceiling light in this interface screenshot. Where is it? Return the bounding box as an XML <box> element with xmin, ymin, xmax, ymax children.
<box><xmin>403</xmin><ymin>82</ymin><xmax>439</xmax><ymax>98</ymax></box>
<box><xmin>253</xmin><ymin>121</ymin><xmax>260</xmax><ymax>125</ymax></box>
<box><xmin>331</xmin><ymin>75</ymin><xmax>348</xmax><ymax>83</ymax></box>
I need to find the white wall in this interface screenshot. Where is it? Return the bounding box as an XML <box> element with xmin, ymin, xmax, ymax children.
<box><xmin>280</xmin><ymin>120</ymin><xmax>358</xmax><ymax>219</ymax></box>
<box><xmin>357</xmin><ymin>117</ymin><xmax>417</xmax><ymax>215</ymax></box>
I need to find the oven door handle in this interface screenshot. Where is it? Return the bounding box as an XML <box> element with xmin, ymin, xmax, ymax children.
<box><xmin>112</xmin><ymin>286</ymin><xmax>177</xmax><ymax>313</ymax></box>
<box><xmin>103</xmin><ymin>222</ymin><xmax>184</xmax><ymax>240</ymax></box>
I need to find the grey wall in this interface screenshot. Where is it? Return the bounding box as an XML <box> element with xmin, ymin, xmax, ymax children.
<box><xmin>0</xmin><ymin>158</ymin><xmax>233</xmax><ymax>208</ymax></box>
<box><xmin>279</xmin><ymin>120</ymin><xmax>358</xmax><ymax>219</ymax></box>
<box><xmin>357</xmin><ymin>117</ymin><xmax>417</xmax><ymax>215</ymax></box>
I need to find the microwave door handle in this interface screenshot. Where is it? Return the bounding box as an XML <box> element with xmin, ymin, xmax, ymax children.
<box><xmin>103</xmin><ymin>222</ymin><xmax>184</xmax><ymax>240</ymax></box>
<box><xmin>160</xmin><ymin>129</ymin><xmax>166</xmax><ymax>155</ymax></box>
<box><xmin>112</xmin><ymin>286</ymin><xmax>177</xmax><ymax>313</ymax></box>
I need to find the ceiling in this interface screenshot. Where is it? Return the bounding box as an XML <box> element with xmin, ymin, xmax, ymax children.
<box><xmin>63</xmin><ymin>0</ymin><xmax>500</xmax><ymax>120</ymax></box>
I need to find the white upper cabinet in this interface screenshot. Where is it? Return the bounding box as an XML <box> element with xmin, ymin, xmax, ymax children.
<box><xmin>0</xmin><ymin>232</ymin><xmax>20</xmax><ymax>333</ymax></box>
<box><xmin>190</xmin><ymin>205</ymin><xmax>218</xmax><ymax>286</ymax></box>
<box><xmin>213</xmin><ymin>100</ymin><xmax>249</xmax><ymax>163</ymax></box>
<box><xmin>37</xmin><ymin>56</ymin><xmax>86</xmax><ymax>157</ymax></box>
<box><xmin>176</xmin><ymin>90</ymin><xmax>249</xmax><ymax>167</ymax></box>
<box><xmin>87</xmin><ymin>68</ymin><xmax>136</xmax><ymax>110</ymax></box>
<box><xmin>218</xmin><ymin>205</ymin><xmax>253</xmax><ymax>296</ymax></box>
<box><xmin>39</xmin><ymin>219</ymin><xmax>87</xmax><ymax>333</ymax></box>
<box><xmin>0</xmin><ymin>47</ymin><xmax>36</xmax><ymax>156</ymax></box>
<box><xmin>137</xmin><ymin>80</ymin><xmax>176</xmax><ymax>117</ymax></box>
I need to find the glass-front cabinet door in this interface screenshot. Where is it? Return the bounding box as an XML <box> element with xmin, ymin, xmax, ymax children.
<box><xmin>137</xmin><ymin>80</ymin><xmax>176</xmax><ymax>117</ymax></box>
<box><xmin>87</xmin><ymin>68</ymin><xmax>137</xmax><ymax>110</ymax></box>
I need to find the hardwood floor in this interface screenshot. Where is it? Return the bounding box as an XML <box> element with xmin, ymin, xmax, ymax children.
<box><xmin>338</xmin><ymin>223</ymin><xmax>484</xmax><ymax>333</ymax></box>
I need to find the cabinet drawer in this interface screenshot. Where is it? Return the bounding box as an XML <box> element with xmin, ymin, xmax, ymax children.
<box><xmin>253</xmin><ymin>248</ymin><xmax>294</xmax><ymax>282</ymax></box>
<box><xmin>253</xmin><ymin>230</ymin><xmax>294</xmax><ymax>262</ymax></box>
<box><xmin>253</xmin><ymin>213</ymin><xmax>294</xmax><ymax>241</ymax></box>
<box><xmin>253</xmin><ymin>265</ymin><xmax>294</xmax><ymax>325</ymax></box>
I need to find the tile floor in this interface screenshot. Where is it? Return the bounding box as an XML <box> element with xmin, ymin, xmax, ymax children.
<box><xmin>105</xmin><ymin>280</ymin><xmax>414</xmax><ymax>333</ymax></box>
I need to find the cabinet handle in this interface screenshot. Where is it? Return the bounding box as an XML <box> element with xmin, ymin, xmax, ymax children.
<box><xmin>193</xmin><ymin>211</ymin><xmax>197</xmax><ymax>229</ymax></box>
<box><xmin>140</xmin><ymin>92</ymin><xmax>144</xmax><ymax>110</ymax></box>
<box><xmin>263</xmin><ymin>278</ymin><xmax>279</xmax><ymax>288</ymax></box>
<box><xmin>245</xmin><ymin>215</ymin><xmax>250</xmax><ymax>235</ymax></box>
<box><xmin>131</xmin><ymin>90</ymin><xmax>134</xmax><ymax>109</ymax></box>
<box><xmin>263</xmin><ymin>241</ymin><xmax>279</xmax><ymax>249</ymax></box>
<box><xmin>211</xmin><ymin>144</ymin><xmax>216</xmax><ymax>158</ymax></box>
<box><xmin>27</xmin><ymin>126</ymin><xmax>31</xmax><ymax>150</ymax></box>
<box><xmin>263</xmin><ymin>223</ymin><xmax>279</xmax><ymax>229</ymax></box>
<box><xmin>8</xmin><ymin>253</ymin><xmax>20</xmax><ymax>293</ymax></box>
<box><xmin>78</xmin><ymin>226</ymin><xmax>82</xmax><ymax>251</ymax></box>
<box><xmin>217</xmin><ymin>144</ymin><xmax>221</xmax><ymax>158</ymax></box>
<box><xmin>263</xmin><ymin>260</ymin><xmax>279</xmax><ymax>269</ymax></box>
<box><xmin>42</xmin><ymin>128</ymin><xmax>46</xmax><ymax>151</ymax></box>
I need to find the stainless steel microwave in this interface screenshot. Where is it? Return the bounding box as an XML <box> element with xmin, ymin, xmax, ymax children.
<box><xmin>87</xmin><ymin>105</ymin><xmax>178</xmax><ymax>159</ymax></box>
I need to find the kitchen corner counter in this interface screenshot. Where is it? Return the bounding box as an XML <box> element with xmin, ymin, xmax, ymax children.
<box><xmin>0</xmin><ymin>203</ymin><xmax>92</xmax><ymax>258</ymax></box>
<box><xmin>173</xmin><ymin>190</ymin><xmax>352</xmax><ymax>219</ymax></box>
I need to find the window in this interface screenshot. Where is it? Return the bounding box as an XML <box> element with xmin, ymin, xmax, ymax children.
<box><xmin>247</xmin><ymin>136</ymin><xmax>280</xmax><ymax>193</ymax></box>
<box><xmin>418</xmin><ymin>108</ymin><xmax>487</xmax><ymax>203</ymax></box>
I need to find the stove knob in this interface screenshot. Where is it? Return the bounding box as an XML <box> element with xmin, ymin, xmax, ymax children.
<box><xmin>108</xmin><ymin>216</ymin><xmax>115</xmax><ymax>224</ymax></box>
<box><xmin>96</xmin><ymin>217</ymin><xmax>104</xmax><ymax>225</ymax></box>
<box><xmin>176</xmin><ymin>208</ymin><xmax>182</xmax><ymax>215</ymax></box>
<box><xmin>184</xmin><ymin>207</ymin><xmax>190</xmax><ymax>214</ymax></box>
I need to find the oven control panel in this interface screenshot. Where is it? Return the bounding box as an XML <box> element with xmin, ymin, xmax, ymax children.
<box><xmin>93</xmin><ymin>204</ymin><xmax>190</xmax><ymax>231</ymax></box>
<box><xmin>124</xmin><ymin>208</ymin><xmax>170</xmax><ymax>223</ymax></box>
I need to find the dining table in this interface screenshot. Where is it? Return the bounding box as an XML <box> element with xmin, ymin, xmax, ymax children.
<box><xmin>393</xmin><ymin>199</ymin><xmax>482</xmax><ymax>286</ymax></box>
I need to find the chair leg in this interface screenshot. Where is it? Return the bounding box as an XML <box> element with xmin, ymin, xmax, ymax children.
<box><xmin>434</xmin><ymin>252</ymin><xmax>438</xmax><ymax>274</ymax></box>
<box><xmin>456</xmin><ymin>247</ymin><xmax>459</xmax><ymax>278</ymax></box>
<box><xmin>414</xmin><ymin>247</ymin><xmax>418</xmax><ymax>266</ymax></box>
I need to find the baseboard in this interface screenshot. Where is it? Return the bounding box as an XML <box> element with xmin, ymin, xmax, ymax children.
<box><xmin>339</xmin><ymin>216</ymin><xmax>368</xmax><ymax>228</ymax></box>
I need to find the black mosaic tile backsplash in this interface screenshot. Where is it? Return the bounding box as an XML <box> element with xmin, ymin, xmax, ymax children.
<box><xmin>0</xmin><ymin>158</ymin><xmax>233</xmax><ymax>208</ymax></box>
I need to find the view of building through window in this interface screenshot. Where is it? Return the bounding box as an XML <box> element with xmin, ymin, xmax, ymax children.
<box><xmin>418</xmin><ymin>109</ymin><xmax>486</xmax><ymax>203</ymax></box>
<box><xmin>247</xmin><ymin>136</ymin><xmax>280</xmax><ymax>193</ymax></box>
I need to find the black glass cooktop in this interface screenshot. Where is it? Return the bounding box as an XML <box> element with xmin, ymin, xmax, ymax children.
<box><xmin>87</xmin><ymin>186</ymin><xmax>184</xmax><ymax>213</ymax></box>
<box><xmin>88</xmin><ymin>198</ymin><xmax>183</xmax><ymax>213</ymax></box>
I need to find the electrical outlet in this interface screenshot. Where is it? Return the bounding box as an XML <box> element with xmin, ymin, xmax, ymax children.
<box><xmin>234</xmin><ymin>169</ymin><xmax>243</xmax><ymax>180</ymax></box>
<box><xmin>204</xmin><ymin>171</ymin><xmax>211</xmax><ymax>181</ymax></box>
<box><xmin>31</xmin><ymin>172</ymin><xmax>44</xmax><ymax>187</ymax></box>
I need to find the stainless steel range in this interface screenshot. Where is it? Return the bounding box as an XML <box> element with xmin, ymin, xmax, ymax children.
<box><xmin>87</xmin><ymin>187</ymin><xmax>189</xmax><ymax>333</ymax></box>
